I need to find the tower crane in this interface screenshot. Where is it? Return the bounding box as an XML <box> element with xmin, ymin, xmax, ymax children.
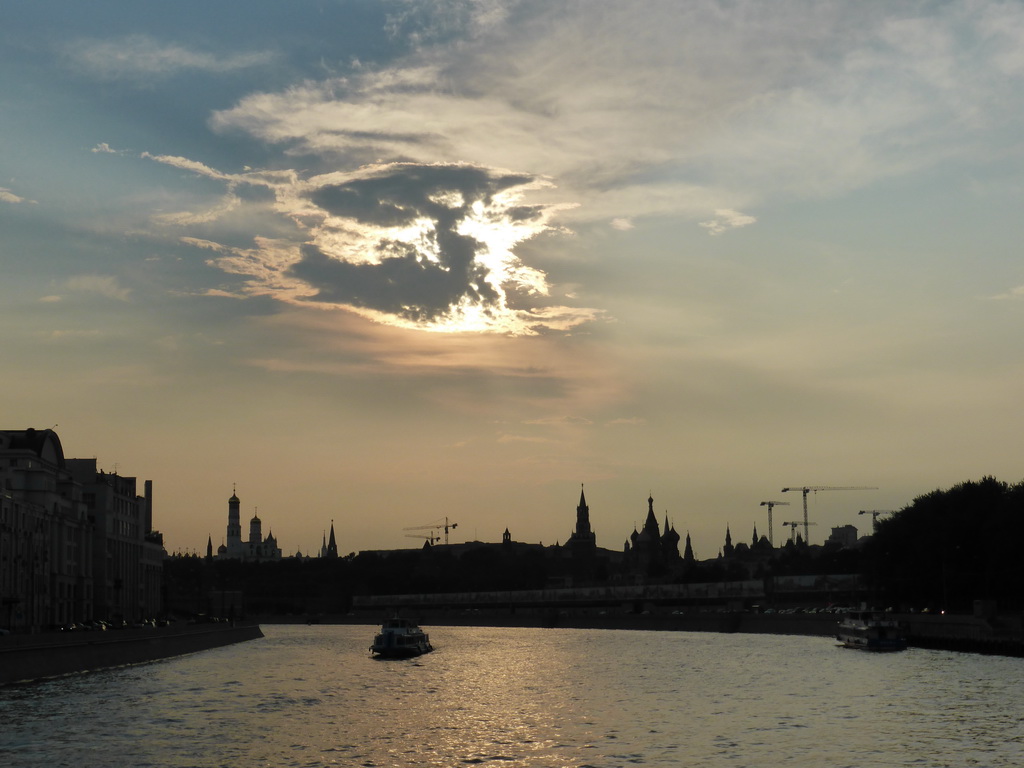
<box><xmin>759</xmin><ymin>501</ymin><xmax>790</xmax><ymax>547</ymax></box>
<box><xmin>780</xmin><ymin>486</ymin><xmax>876</xmax><ymax>544</ymax></box>
<box><xmin>403</xmin><ymin>517</ymin><xmax>459</xmax><ymax>545</ymax></box>
<box><xmin>781</xmin><ymin>520</ymin><xmax>816</xmax><ymax>544</ymax></box>
<box><xmin>859</xmin><ymin>509</ymin><xmax>894</xmax><ymax>533</ymax></box>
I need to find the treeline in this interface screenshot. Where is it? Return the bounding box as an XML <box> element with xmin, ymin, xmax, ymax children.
<box><xmin>863</xmin><ymin>476</ymin><xmax>1024</xmax><ymax>612</ymax></box>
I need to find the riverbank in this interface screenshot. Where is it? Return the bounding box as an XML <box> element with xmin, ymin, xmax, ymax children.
<box><xmin>295</xmin><ymin>608</ymin><xmax>1024</xmax><ymax>657</ymax></box>
<box><xmin>0</xmin><ymin>622</ymin><xmax>264</xmax><ymax>686</ymax></box>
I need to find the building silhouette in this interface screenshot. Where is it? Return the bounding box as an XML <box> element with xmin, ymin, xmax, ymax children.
<box><xmin>321</xmin><ymin>522</ymin><xmax>339</xmax><ymax>559</ymax></box>
<box><xmin>66</xmin><ymin>458</ymin><xmax>163</xmax><ymax>624</ymax></box>
<box><xmin>0</xmin><ymin>428</ymin><xmax>163</xmax><ymax>632</ymax></box>
<box><xmin>623</xmin><ymin>494</ymin><xmax>682</xmax><ymax>578</ymax></box>
<box><xmin>214</xmin><ymin>490</ymin><xmax>281</xmax><ymax>561</ymax></box>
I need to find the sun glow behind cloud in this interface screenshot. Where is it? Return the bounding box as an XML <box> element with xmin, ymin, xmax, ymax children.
<box><xmin>142</xmin><ymin>151</ymin><xmax>596</xmax><ymax>335</ymax></box>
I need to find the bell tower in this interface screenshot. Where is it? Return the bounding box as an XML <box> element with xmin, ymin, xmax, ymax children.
<box><xmin>226</xmin><ymin>486</ymin><xmax>242</xmax><ymax>553</ymax></box>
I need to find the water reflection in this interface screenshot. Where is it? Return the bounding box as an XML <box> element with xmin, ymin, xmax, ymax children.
<box><xmin>2</xmin><ymin>625</ymin><xmax>1023</xmax><ymax>767</ymax></box>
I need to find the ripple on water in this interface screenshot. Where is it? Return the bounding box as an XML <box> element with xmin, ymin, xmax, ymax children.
<box><xmin>3</xmin><ymin>626</ymin><xmax>1024</xmax><ymax>767</ymax></box>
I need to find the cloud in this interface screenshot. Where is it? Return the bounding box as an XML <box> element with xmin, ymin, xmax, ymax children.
<box><xmin>1</xmin><ymin>187</ymin><xmax>35</xmax><ymax>204</ymax></box>
<box><xmin>209</xmin><ymin>2</ymin><xmax>1024</xmax><ymax>216</ymax></box>
<box><xmin>45</xmin><ymin>329</ymin><xmax>104</xmax><ymax>341</ymax></box>
<box><xmin>523</xmin><ymin>415</ymin><xmax>594</xmax><ymax>426</ymax></box>
<box><xmin>699</xmin><ymin>209</ymin><xmax>757</xmax><ymax>236</ymax></box>
<box><xmin>990</xmin><ymin>285</ymin><xmax>1024</xmax><ymax>301</ymax></box>
<box><xmin>64</xmin><ymin>275</ymin><xmax>131</xmax><ymax>302</ymax></box>
<box><xmin>112</xmin><ymin>2</ymin><xmax>1024</xmax><ymax>337</ymax></box>
<box><xmin>497</xmin><ymin>433</ymin><xmax>554</xmax><ymax>444</ymax></box>
<box><xmin>605</xmin><ymin>417</ymin><xmax>647</xmax><ymax>426</ymax></box>
<box><xmin>152</xmin><ymin>153</ymin><xmax>597</xmax><ymax>335</ymax></box>
<box><xmin>65</xmin><ymin>35</ymin><xmax>275</xmax><ymax>80</ymax></box>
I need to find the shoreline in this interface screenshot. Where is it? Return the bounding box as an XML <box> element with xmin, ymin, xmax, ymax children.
<box><xmin>295</xmin><ymin>609</ymin><xmax>1024</xmax><ymax>657</ymax></box>
<box><xmin>6</xmin><ymin>607</ymin><xmax>1019</xmax><ymax>685</ymax></box>
<box><xmin>0</xmin><ymin>622</ymin><xmax>264</xmax><ymax>686</ymax></box>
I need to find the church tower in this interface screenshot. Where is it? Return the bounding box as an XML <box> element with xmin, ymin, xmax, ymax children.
<box><xmin>662</xmin><ymin>514</ymin><xmax>680</xmax><ymax>560</ymax></box>
<box><xmin>226</xmin><ymin>488</ymin><xmax>242</xmax><ymax>554</ymax></box>
<box><xmin>575</xmin><ymin>486</ymin><xmax>592</xmax><ymax>538</ymax></box>
<box><xmin>325</xmin><ymin>521</ymin><xmax>339</xmax><ymax>559</ymax></box>
<box><xmin>631</xmin><ymin>494</ymin><xmax>665</xmax><ymax>576</ymax></box>
<box><xmin>249</xmin><ymin>510</ymin><xmax>263</xmax><ymax>554</ymax></box>
<box><xmin>641</xmin><ymin>494</ymin><xmax>660</xmax><ymax>540</ymax></box>
<box><xmin>683</xmin><ymin>531</ymin><xmax>695</xmax><ymax>564</ymax></box>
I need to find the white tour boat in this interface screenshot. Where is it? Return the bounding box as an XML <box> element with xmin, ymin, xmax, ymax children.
<box><xmin>370</xmin><ymin>616</ymin><xmax>434</xmax><ymax>658</ymax></box>
<box><xmin>836</xmin><ymin>610</ymin><xmax>907</xmax><ymax>651</ymax></box>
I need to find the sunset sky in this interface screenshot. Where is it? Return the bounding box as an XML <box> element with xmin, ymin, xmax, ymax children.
<box><xmin>5</xmin><ymin>1</ymin><xmax>1024</xmax><ymax>558</ymax></box>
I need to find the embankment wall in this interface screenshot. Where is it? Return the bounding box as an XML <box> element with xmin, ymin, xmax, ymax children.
<box><xmin>0</xmin><ymin>623</ymin><xmax>264</xmax><ymax>686</ymax></box>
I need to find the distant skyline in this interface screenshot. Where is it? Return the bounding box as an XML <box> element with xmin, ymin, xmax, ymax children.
<box><xmin>5</xmin><ymin>1</ymin><xmax>1024</xmax><ymax>558</ymax></box>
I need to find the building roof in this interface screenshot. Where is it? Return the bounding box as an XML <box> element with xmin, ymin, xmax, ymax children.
<box><xmin>1</xmin><ymin>428</ymin><xmax>66</xmax><ymax>468</ymax></box>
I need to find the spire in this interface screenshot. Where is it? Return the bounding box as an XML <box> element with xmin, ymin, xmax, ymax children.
<box><xmin>574</xmin><ymin>483</ymin><xmax>592</xmax><ymax>538</ymax></box>
<box><xmin>642</xmin><ymin>493</ymin><xmax>659</xmax><ymax>539</ymax></box>
<box><xmin>326</xmin><ymin>520</ymin><xmax>339</xmax><ymax>558</ymax></box>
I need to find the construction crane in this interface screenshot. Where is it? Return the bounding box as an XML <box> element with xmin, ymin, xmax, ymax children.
<box><xmin>403</xmin><ymin>517</ymin><xmax>459</xmax><ymax>545</ymax></box>
<box><xmin>859</xmin><ymin>509</ymin><xmax>894</xmax><ymax>533</ymax></box>
<box><xmin>781</xmin><ymin>520</ymin><xmax>816</xmax><ymax>544</ymax></box>
<box><xmin>759</xmin><ymin>501</ymin><xmax>790</xmax><ymax>547</ymax></box>
<box><xmin>780</xmin><ymin>486</ymin><xmax>877</xmax><ymax>544</ymax></box>
<box><xmin>405</xmin><ymin>533</ymin><xmax>440</xmax><ymax>546</ymax></box>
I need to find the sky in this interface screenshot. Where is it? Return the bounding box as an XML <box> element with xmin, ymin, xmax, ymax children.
<box><xmin>4</xmin><ymin>0</ymin><xmax>1024</xmax><ymax>559</ymax></box>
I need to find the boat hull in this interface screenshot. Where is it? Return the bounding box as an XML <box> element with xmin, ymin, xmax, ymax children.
<box><xmin>836</xmin><ymin>632</ymin><xmax>907</xmax><ymax>652</ymax></box>
<box><xmin>370</xmin><ymin>616</ymin><xmax>433</xmax><ymax>658</ymax></box>
<box><xmin>370</xmin><ymin>641</ymin><xmax>432</xmax><ymax>658</ymax></box>
<box><xmin>836</xmin><ymin>611</ymin><xmax>907</xmax><ymax>651</ymax></box>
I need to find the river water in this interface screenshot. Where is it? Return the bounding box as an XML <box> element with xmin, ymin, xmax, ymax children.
<box><xmin>1</xmin><ymin>624</ymin><xmax>1023</xmax><ymax>767</ymax></box>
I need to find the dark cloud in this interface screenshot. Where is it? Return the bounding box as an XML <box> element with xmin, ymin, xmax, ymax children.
<box><xmin>310</xmin><ymin>185</ymin><xmax>417</xmax><ymax>227</ymax></box>
<box><xmin>291</xmin><ymin>163</ymin><xmax>541</xmax><ymax>324</ymax></box>
<box><xmin>506</xmin><ymin>204</ymin><xmax>549</xmax><ymax>223</ymax></box>
<box><xmin>290</xmin><ymin>240</ymin><xmax>499</xmax><ymax>323</ymax></box>
<box><xmin>306</xmin><ymin>163</ymin><xmax>535</xmax><ymax>225</ymax></box>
